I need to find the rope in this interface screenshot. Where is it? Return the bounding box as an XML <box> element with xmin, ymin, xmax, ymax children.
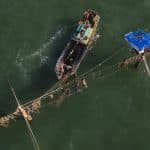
<box><xmin>77</xmin><ymin>48</ymin><xmax>123</xmax><ymax>78</ymax></box>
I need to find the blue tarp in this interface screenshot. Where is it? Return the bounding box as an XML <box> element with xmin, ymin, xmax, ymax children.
<box><xmin>125</xmin><ymin>30</ymin><xmax>150</xmax><ymax>53</ymax></box>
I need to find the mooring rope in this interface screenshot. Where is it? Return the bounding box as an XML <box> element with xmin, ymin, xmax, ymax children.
<box><xmin>78</xmin><ymin>48</ymin><xmax>124</xmax><ymax>78</ymax></box>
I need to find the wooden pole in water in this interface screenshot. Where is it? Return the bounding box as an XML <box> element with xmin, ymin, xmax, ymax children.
<box><xmin>142</xmin><ymin>55</ymin><xmax>150</xmax><ymax>77</ymax></box>
<box><xmin>8</xmin><ymin>81</ymin><xmax>41</xmax><ymax>150</ymax></box>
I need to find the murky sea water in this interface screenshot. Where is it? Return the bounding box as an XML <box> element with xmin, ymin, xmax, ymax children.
<box><xmin>0</xmin><ymin>0</ymin><xmax>150</xmax><ymax>150</ymax></box>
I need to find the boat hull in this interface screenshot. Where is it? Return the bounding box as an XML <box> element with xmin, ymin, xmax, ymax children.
<box><xmin>55</xmin><ymin>9</ymin><xmax>100</xmax><ymax>80</ymax></box>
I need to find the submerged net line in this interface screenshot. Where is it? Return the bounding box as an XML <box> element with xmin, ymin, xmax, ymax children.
<box><xmin>1</xmin><ymin>47</ymin><xmax>150</xmax><ymax>127</ymax></box>
<box><xmin>21</xmin><ymin>50</ymin><xmax>150</xmax><ymax>110</ymax></box>
<box><xmin>0</xmin><ymin>45</ymin><xmax>134</xmax><ymax>127</ymax></box>
<box><xmin>21</xmin><ymin>47</ymin><xmax>125</xmax><ymax>108</ymax></box>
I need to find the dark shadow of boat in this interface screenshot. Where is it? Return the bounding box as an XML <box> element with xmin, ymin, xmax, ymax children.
<box><xmin>17</xmin><ymin>20</ymin><xmax>77</xmax><ymax>103</ymax></box>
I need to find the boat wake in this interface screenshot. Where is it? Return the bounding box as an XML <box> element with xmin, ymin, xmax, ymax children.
<box><xmin>15</xmin><ymin>26</ymin><xmax>67</xmax><ymax>80</ymax></box>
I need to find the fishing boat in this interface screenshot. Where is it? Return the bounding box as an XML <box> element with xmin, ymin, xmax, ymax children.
<box><xmin>55</xmin><ymin>9</ymin><xmax>100</xmax><ymax>80</ymax></box>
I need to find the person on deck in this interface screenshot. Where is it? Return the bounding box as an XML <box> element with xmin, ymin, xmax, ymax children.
<box><xmin>58</xmin><ymin>58</ymin><xmax>65</xmax><ymax>79</ymax></box>
<box><xmin>82</xmin><ymin>78</ymin><xmax>88</xmax><ymax>88</ymax></box>
<box><xmin>60</xmin><ymin>59</ymin><xmax>65</xmax><ymax>73</ymax></box>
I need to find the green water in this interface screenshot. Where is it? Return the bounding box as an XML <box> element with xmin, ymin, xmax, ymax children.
<box><xmin>0</xmin><ymin>0</ymin><xmax>150</xmax><ymax>150</ymax></box>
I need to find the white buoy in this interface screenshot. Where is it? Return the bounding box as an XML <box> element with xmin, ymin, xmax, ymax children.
<box><xmin>96</xmin><ymin>34</ymin><xmax>100</xmax><ymax>38</ymax></box>
<box><xmin>142</xmin><ymin>55</ymin><xmax>150</xmax><ymax>77</ymax></box>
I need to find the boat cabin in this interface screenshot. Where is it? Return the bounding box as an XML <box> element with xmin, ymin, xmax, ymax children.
<box><xmin>72</xmin><ymin>9</ymin><xmax>98</xmax><ymax>45</ymax></box>
<box><xmin>73</xmin><ymin>24</ymin><xmax>94</xmax><ymax>45</ymax></box>
<box><xmin>125</xmin><ymin>30</ymin><xmax>150</xmax><ymax>54</ymax></box>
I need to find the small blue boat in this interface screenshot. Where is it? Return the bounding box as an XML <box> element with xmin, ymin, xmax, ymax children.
<box><xmin>125</xmin><ymin>29</ymin><xmax>150</xmax><ymax>54</ymax></box>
